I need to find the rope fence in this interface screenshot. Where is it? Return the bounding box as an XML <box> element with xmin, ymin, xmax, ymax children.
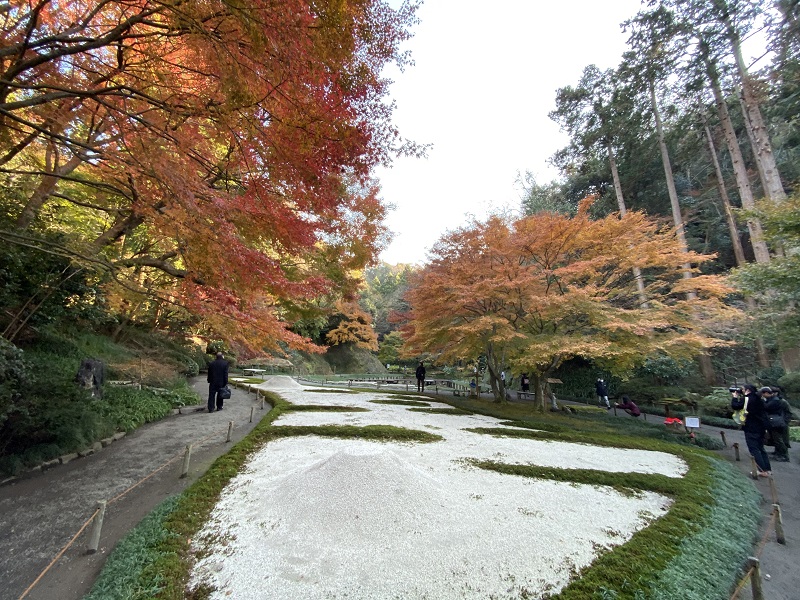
<box><xmin>16</xmin><ymin>385</ymin><xmax>265</xmax><ymax>600</ymax></box>
<box><xmin>727</xmin><ymin>474</ymin><xmax>786</xmax><ymax>600</ymax></box>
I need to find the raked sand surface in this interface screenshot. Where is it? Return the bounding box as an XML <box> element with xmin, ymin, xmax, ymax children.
<box><xmin>188</xmin><ymin>377</ymin><xmax>686</xmax><ymax>599</ymax></box>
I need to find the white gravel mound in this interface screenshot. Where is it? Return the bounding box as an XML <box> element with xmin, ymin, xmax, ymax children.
<box><xmin>256</xmin><ymin>375</ymin><xmax>304</xmax><ymax>390</ymax></box>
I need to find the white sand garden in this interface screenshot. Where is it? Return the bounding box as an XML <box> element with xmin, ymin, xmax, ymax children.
<box><xmin>188</xmin><ymin>377</ymin><xmax>686</xmax><ymax>599</ymax></box>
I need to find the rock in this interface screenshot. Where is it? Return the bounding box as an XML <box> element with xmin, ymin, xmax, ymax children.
<box><xmin>75</xmin><ymin>358</ymin><xmax>105</xmax><ymax>398</ymax></box>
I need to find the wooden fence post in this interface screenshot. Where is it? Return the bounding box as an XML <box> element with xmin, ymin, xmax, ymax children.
<box><xmin>249</xmin><ymin>406</ymin><xmax>255</xmax><ymax>423</ymax></box>
<box><xmin>720</xmin><ymin>430</ymin><xmax>727</xmax><ymax>447</ymax></box>
<box><xmin>732</xmin><ymin>442</ymin><xmax>740</xmax><ymax>461</ymax></box>
<box><xmin>769</xmin><ymin>476</ymin><xmax>779</xmax><ymax>504</ymax></box>
<box><xmin>748</xmin><ymin>557</ymin><xmax>765</xmax><ymax>600</ymax></box>
<box><xmin>773</xmin><ymin>504</ymin><xmax>786</xmax><ymax>544</ymax></box>
<box><xmin>226</xmin><ymin>421</ymin><xmax>234</xmax><ymax>443</ymax></box>
<box><xmin>87</xmin><ymin>500</ymin><xmax>107</xmax><ymax>554</ymax></box>
<box><xmin>180</xmin><ymin>444</ymin><xmax>192</xmax><ymax>478</ymax></box>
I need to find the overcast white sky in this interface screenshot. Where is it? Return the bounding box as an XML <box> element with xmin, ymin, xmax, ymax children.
<box><xmin>374</xmin><ymin>0</ymin><xmax>645</xmax><ymax>265</ymax></box>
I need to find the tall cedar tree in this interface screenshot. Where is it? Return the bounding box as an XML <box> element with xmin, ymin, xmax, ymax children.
<box><xmin>0</xmin><ymin>0</ymin><xmax>420</xmax><ymax>353</ymax></box>
<box><xmin>403</xmin><ymin>198</ymin><xmax>740</xmax><ymax>408</ymax></box>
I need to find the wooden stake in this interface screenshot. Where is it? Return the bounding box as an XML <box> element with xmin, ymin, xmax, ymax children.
<box><xmin>226</xmin><ymin>421</ymin><xmax>234</xmax><ymax>443</ymax></box>
<box><xmin>249</xmin><ymin>406</ymin><xmax>254</xmax><ymax>423</ymax></box>
<box><xmin>87</xmin><ymin>500</ymin><xmax>107</xmax><ymax>554</ymax></box>
<box><xmin>180</xmin><ymin>444</ymin><xmax>192</xmax><ymax>478</ymax></box>
<box><xmin>732</xmin><ymin>442</ymin><xmax>740</xmax><ymax>461</ymax></box>
<box><xmin>720</xmin><ymin>430</ymin><xmax>727</xmax><ymax>447</ymax></box>
<box><xmin>773</xmin><ymin>504</ymin><xmax>786</xmax><ymax>544</ymax></box>
<box><xmin>769</xmin><ymin>476</ymin><xmax>779</xmax><ymax>505</ymax></box>
<box><xmin>748</xmin><ymin>557</ymin><xmax>765</xmax><ymax>600</ymax></box>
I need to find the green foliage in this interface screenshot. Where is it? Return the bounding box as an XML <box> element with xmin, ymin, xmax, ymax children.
<box><xmin>0</xmin><ymin>337</ymin><xmax>30</xmax><ymax>429</ymax></box>
<box><xmin>615</xmin><ymin>382</ymin><xmax>688</xmax><ymax>405</ymax></box>
<box><xmin>377</xmin><ymin>331</ymin><xmax>406</xmax><ymax>367</ymax></box>
<box><xmin>84</xmin><ymin>496</ymin><xmax>181</xmax><ymax>600</ymax></box>
<box><xmin>633</xmin><ymin>355</ymin><xmax>695</xmax><ymax>385</ymax></box>
<box><xmin>0</xmin><ymin>328</ymin><xmax>201</xmax><ymax>475</ymax></box>
<box><xmin>0</xmin><ymin>237</ymin><xmax>112</xmax><ymax>338</ymax></box>
<box><xmin>98</xmin><ymin>387</ymin><xmax>184</xmax><ymax>432</ymax></box>
<box><xmin>778</xmin><ymin>371</ymin><xmax>800</xmax><ymax>395</ymax></box>
<box><xmin>646</xmin><ymin>461</ymin><xmax>761</xmax><ymax>600</ymax></box>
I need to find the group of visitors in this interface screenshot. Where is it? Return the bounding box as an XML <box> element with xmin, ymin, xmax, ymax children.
<box><xmin>731</xmin><ymin>384</ymin><xmax>793</xmax><ymax>476</ymax></box>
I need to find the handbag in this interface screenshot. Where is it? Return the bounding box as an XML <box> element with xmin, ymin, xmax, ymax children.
<box><xmin>218</xmin><ymin>385</ymin><xmax>232</xmax><ymax>400</ymax></box>
<box><xmin>767</xmin><ymin>412</ymin><xmax>786</xmax><ymax>429</ymax></box>
<box><xmin>731</xmin><ymin>397</ymin><xmax>748</xmax><ymax>426</ymax></box>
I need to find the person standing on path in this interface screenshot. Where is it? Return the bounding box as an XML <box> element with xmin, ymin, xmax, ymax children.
<box><xmin>596</xmin><ymin>378</ymin><xmax>610</xmax><ymax>408</ymax></box>
<box><xmin>741</xmin><ymin>384</ymin><xmax>772</xmax><ymax>476</ymax></box>
<box><xmin>762</xmin><ymin>386</ymin><xmax>791</xmax><ymax>462</ymax></box>
<box><xmin>416</xmin><ymin>362</ymin><xmax>426</xmax><ymax>393</ymax></box>
<box><xmin>207</xmin><ymin>352</ymin><xmax>229</xmax><ymax>413</ymax></box>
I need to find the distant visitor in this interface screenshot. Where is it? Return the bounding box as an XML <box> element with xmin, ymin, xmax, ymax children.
<box><xmin>416</xmin><ymin>362</ymin><xmax>426</xmax><ymax>393</ymax></box>
<box><xmin>207</xmin><ymin>352</ymin><xmax>229</xmax><ymax>413</ymax></box>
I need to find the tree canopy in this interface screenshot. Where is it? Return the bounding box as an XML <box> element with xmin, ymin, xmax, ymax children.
<box><xmin>0</xmin><ymin>0</ymin><xmax>421</xmax><ymax>354</ymax></box>
<box><xmin>403</xmin><ymin>199</ymin><xmax>740</xmax><ymax>406</ymax></box>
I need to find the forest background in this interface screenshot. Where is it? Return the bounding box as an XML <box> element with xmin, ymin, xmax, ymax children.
<box><xmin>1</xmin><ymin>0</ymin><xmax>800</xmax><ymax>473</ymax></box>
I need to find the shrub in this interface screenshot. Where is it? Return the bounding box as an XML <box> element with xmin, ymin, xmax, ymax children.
<box><xmin>0</xmin><ymin>338</ymin><xmax>30</xmax><ymax>430</ymax></box>
<box><xmin>778</xmin><ymin>371</ymin><xmax>800</xmax><ymax>398</ymax></box>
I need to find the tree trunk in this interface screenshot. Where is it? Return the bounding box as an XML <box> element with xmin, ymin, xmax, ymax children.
<box><xmin>704</xmin><ymin>48</ymin><xmax>771</xmax><ymax>264</ymax></box>
<box><xmin>531</xmin><ymin>373</ymin><xmax>546</xmax><ymax>411</ymax></box>
<box><xmin>650</xmin><ymin>81</ymin><xmax>716</xmax><ymax>383</ymax></box>
<box><xmin>727</xmin><ymin>23</ymin><xmax>787</xmax><ymax>203</ymax></box>
<box><xmin>607</xmin><ymin>142</ymin><xmax>647</xmax><ymax>307</ymax></box>
<box><xmin>486</xmin><ymin>342</ymin><xmax>505</xmax><ymax>402</ymax></box>
<box><xmin>650</xmin><ymin>81</ymin><xmax>693</xmax><ymax>277</ymax></box>
<box><xmin>704</xmin><ymin>122</ymin><xmax>770</xmax><ymax>368</ymax></box>
<box><xmin>704</xmin><ymin>123</ymin><xmax>747</xmax><ymax>266</ymax></box>
<box><xmin>16</xmin><ymin>150</ymin><xmax>84</xmax><ymax>229</ymax></box>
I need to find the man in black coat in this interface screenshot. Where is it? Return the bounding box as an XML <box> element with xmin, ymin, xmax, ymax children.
<box><xmin>207</xmin><ymin>352</ymin><xmax>229</xmax><ymax>413</ymax></box>
<box><xmin>415</xmin><ymin>362</ymin><xmax>426</xmax><ymax>393</ymax></box>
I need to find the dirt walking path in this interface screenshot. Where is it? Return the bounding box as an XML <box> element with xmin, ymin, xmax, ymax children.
<box><xmin>1</xmin><ymin>382</ymin><xmax>797</xmax><ymax>600</ymax></box>
<box><xmin>0</xmin><ymin>378</ymin><xmax>270</xmax><ymax>600</ymax></box>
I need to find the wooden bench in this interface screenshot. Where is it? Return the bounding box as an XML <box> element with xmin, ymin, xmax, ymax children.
<box><xmin>516</xmin><ymin>391</ymin><xmax>534</xmax><ymax>401</ymax></box>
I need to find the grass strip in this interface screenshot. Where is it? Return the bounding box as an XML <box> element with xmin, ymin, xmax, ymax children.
<box><xmin>407</xmin><ymin>407</ymin><xmax>473</xmax><ymax>415</ymax></box>
<box><xmin>84</xmin><ymin>496</ymin><xmax>181</xmax><ymax>600</ymax></box>
<box><xmin>282</xmin><ymin>405</ymin><xmax>369</xmax><ymax>412</ymax></box>
<box><xmin>370</xmin><ymin>399</ymin><xmax>430</xmax><ymax>406</ymax></box>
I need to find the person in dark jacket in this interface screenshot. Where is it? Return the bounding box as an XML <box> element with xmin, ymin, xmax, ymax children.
<box><xmin>741</xmin><ymin>384</ymin><xmax>771</xmax><ymax>476</ymax></box>
<box><xmin>415</xmin><ymin>362</ymin><xmax>426</xmax><ymax>393</ymax></box>
<box><xmin>615</xmin><ymin>395</ymin><xmax>641</xmax><ymax>417</ymax></box>
<box><xmin>207</xmin><ymin>352</ymin><xmax>229</xmax><ymax>413</ymax></box>
<box><xmin>762</xmin><ymin>386</ymin><xmax>791</xmax><ymax>461</ymax></box>
<box><xmin>595</xmin><ymin>379</ymin><xmax>610</xmax><ymax>408</ymax></box>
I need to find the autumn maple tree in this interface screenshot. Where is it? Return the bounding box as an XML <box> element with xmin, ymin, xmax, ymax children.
<box><xmin>324</xmin><ymin>301</ymin><xmax>379</xmax><ymax>351</ymax></box>
<box><xmin>402</xmin><ymin>198</ymin><xmax>740</xmax><ymax>408</ymax></box>
<box><xmin>0</xmin><ymin>0</ymin><xmax>420</xmax><ymax>354</ymax></box>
